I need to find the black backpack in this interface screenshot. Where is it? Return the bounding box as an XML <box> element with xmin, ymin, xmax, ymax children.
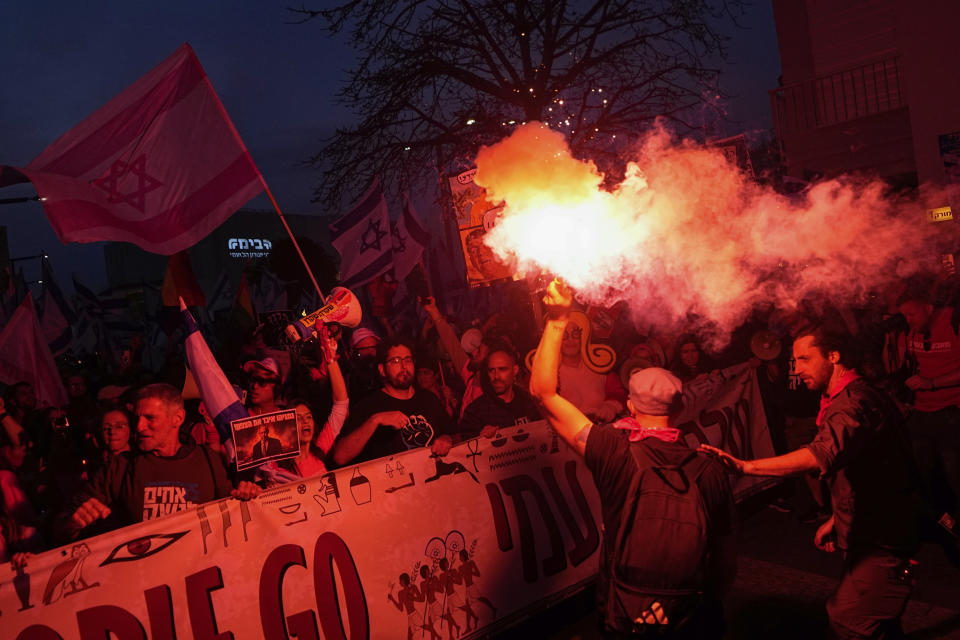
<box><xmin>602</xmin><ymin>440</ymin><xmax>713</xmax><ymax>635</ymax></box>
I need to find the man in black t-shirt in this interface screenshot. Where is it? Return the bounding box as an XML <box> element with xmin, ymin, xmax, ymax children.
<box><xmin>332</xmin><ymin>337</ymin><xmax>453</xmax><ymax>466</ymax></box>
<box><xmin>530</xmin><ymin>280</ymin><xmax>736</xmax><ymax>639</ymax></box>
<box><xmin>61</xmin><ymin>384</ymin><xmax>261</xmax><ymax>538</ymax></box>
<box><xmin>457</xmin><ymin>347</ymin><xmax>541</xmax><ymax>440</ymax></box>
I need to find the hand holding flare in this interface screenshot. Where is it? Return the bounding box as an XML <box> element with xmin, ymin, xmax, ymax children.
<box><xmin>542</xmin><ymin>278</ymin><xmax>574</xmax><ymax>314</ymax></box>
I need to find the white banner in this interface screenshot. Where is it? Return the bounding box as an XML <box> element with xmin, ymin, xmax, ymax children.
<box><xmin>0</xmin><ymin>366</ymin><xmax>773</xmax><ymax>639</ymax></box>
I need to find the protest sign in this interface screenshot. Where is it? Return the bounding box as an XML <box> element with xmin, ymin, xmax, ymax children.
<box><xmin>232</xmin><ymin>409</ymin><xmax>299</xmax><ymax>471</ymax></box>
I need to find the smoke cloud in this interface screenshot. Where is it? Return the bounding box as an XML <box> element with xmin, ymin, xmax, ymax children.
<box><xmin>474</xmin><ymin>122</ymin><xmax>943</xmax><ymax>343</ymax></box>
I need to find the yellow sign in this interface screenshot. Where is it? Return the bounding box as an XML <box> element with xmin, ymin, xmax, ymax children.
<box><xmin>928</xmin><ymin>206</ymin><xmax>953</xmax><ymax>222</ymax></box>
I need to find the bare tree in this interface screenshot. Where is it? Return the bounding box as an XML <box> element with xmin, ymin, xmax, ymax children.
<box><xmin>292</xmin><ymin>0</ymin><xmax>745</xmax><ymax>206</ymax></box>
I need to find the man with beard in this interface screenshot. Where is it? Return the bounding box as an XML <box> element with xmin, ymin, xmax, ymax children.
<box><xmin>332</xmin><ymin>337</ymin><xmax>453</xmax><ymax>465</ymax></box>
<box><xmin>701</xmin><ymin>325</ymin><xmax>918</xmax><ymax>640</ymax></box>
<box><xmin>457</xmin><ymin>345</ymin><xmax>540</xmax><ymax>440</ymax></box>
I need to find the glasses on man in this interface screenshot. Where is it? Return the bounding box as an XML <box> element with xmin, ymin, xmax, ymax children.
<box><xmin>249</xmin><ymin>377</ymin><xmax>278</xmax><ymax>387</ymax></box>
<box><xmin>385</xmin><ymin>355</ymin><xmax>415</xmax><ymax>367</ymax></box>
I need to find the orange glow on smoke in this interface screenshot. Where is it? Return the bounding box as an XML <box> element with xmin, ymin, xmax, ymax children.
<box><xmin>474</xmin><ymin>122</ymin><xmax>940</xmax><ymax>341</ymax></box>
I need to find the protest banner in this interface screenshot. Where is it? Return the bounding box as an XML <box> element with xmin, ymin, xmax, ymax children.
<box><xmin>0</xmin><ymin>365</ymin><xmax>772</xmax><ymax>639</ymax></box>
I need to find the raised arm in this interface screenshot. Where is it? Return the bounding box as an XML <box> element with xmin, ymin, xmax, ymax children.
<box><xmin>315</xmin><ymin>331</ymin><xmax>349</xmax><ymax>454</ymax></box>
<box><xmin>420</xmin><ymin>296</ymin><xmax>470</xmax><ymax>379</ymax></box>
<box><xmin>528</xmin><ymin>279</ymin><xmax>593</xmax><ymax>456</ymax></box>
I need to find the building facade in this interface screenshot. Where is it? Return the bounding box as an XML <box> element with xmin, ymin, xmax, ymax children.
<box><xmin>770</xmin><ymin>0</ymin><xmax>960</xmax><ymax>202</ymax></box>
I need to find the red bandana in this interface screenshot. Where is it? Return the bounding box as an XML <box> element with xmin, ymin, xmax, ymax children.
<box><xmin>816</xmin><ymin>370</ymin><xmax>860</xmax><ymax>426</ymax></box>
<box><xmin>613</xmin><ymin>416</ymin><xmax>681</xmax><ymax>443</ymax></box>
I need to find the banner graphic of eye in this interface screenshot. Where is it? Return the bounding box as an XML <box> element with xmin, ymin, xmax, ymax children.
<box><xmin>99</xmin><ymin>531</ymin><xmax>189</xmax><ymax>566</ymax></box>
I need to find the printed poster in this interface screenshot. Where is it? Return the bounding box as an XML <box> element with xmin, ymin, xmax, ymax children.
<box><xmin>232</xmin><ymin>408</ymin><xmax>300</xmax><ymax>471</ymax></box>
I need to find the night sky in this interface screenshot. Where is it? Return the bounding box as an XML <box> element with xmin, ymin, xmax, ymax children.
<box><xmin>0</xmin><ymin>2</ymin><xmax>779</xmax><ymax>295</ymax></box>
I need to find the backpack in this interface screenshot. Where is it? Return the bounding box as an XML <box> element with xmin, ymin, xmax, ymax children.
<box><xmin>601</xmin><ymin>440</ymin><xmax>713</xmax><ymax>635</ymax></box>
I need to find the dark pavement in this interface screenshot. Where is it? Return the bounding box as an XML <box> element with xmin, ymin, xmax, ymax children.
<box><xmin>496</xmin><ymin>489</ymin><xmax>960</xmax><ymax>639</ymax></box>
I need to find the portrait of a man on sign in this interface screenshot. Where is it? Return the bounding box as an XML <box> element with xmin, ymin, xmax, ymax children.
<box><xmin>459</xmin><ymin>226</ymin><xmax>514</xmax><ymax>286</ymax></box>
<box><xmin>231</xmin><ymin>409</ymin><xmax>300</xmax><ymax>471</ymax></box>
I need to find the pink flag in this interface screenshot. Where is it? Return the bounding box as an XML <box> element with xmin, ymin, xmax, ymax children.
<box><xmin>5</xmin><ymin>44</ymin><xmax>263</xmax><ymax>255</ymax></box>
<box><xmin>0</xmin><ymin>294</ymin><xmax>68</xmax><ymax>408</ymax></box>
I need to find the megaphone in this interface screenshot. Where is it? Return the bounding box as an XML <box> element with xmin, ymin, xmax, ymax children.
<box><xmin>285</xmin><ymin>287</ymin><xmax>362</xmax><ymax>343</ymax></box>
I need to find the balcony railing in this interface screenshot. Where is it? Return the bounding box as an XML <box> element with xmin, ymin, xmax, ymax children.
<box><xmin>770</xmin><ymin>56</ymin><xmax>906</xmax><ymax>133</ymax></box>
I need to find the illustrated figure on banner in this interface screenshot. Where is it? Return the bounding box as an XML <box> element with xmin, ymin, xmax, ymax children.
<box><xmin>419</xmin><ymin>564</ymin><xmax>461</xmax><ymax>639</ymax></box>
<box><xmin>388</xmin><ymin>572</ymin><xmax>434</xmax><ymax>640</ymax></box>
<box><xmin>458</xmin><ymin>549</ymin><xmax>497</xmax><ymax>622</ymax></box>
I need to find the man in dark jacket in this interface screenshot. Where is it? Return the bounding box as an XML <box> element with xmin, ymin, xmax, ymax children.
<box><xmin>702</xmin><ymin>325</ymin><xmax>918</xmax><ymax>640</ymax></box>
<box><xmin>62</xmin><ymin>383</ymin><xmax>260</xmax><ymax>538</ymax></box>
<box><xmin>457</xmin><ymin>346</ymin><xmax>541</xmax><ymax>440</ymax></box>
<box><xmin>251</xmin><ymin>423</ymin><xmax>283</xmax><ymax>459</ymax></box>
<box><xmin>530</xmin><ymin>280</ymin><xmax>736</xmax><ymax>639</ymax></box>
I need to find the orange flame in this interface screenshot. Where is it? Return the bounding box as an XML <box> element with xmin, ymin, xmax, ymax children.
<box><xmin>474</xmin><ymin>122</ymin><xmax>941</xmax><ymax>341</ymax></box>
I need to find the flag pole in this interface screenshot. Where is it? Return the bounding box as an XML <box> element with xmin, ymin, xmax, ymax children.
<box><xmin>258</xmin><ymin>178</ymin><xmax>327</xmax><ymax>303</ymax></box>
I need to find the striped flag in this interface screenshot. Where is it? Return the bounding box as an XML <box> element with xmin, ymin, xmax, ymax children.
<box><xmin>180</xmin><ymin>299</ymin><xmax>297</xmax><ymax>484</ymax></box>
<box><xmin>391</xmin><ymin>193</ymin><xmax>432</xmax><ymax>281</ymax></box>
<box><xmin>38</xmin><ymin>258</ymin><xmax>75</xmax><ymax>354</ymax></box>
<box><xmin>0</xmin><ymin>294</ymin><xmax>68</xmax><ymax>407</ymax></box>
<box><xmin>329</xmin><ymin>178</ymin><xmax>393</xmax><ymax>288</ymax></box>
<box><xmin>2</xmin><ymin>44</ymin><xmax>262</xmax><ymax>255</ymax></box>
<box><xmin>180</xmin><ymin>300</ymin><xmax>242</xmax><ymax>458</ymax></box>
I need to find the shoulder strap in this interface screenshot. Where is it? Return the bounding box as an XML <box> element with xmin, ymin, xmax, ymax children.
<box><xmin>630</xmin><ymin>440</ymin><xmax>707</xmax><ymax>493</ymax></box>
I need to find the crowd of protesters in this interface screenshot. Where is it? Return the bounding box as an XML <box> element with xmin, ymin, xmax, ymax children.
<box><xmin>1</xmin><ymin>262</ymin><xmax>959</xmax><ymax>633</ymax></box>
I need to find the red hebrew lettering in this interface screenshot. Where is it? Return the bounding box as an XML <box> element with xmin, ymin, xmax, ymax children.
<box><xmin>484</xmin><ymin>483</ymin><xmax>514</xmax><ymax>551</ymax></box>
<box><xmin>16</xmin><ymin>626</ymin><xmax>64</xmax><ymax>640</ymax></box>
<box><xmin>541</xmin><ymin>461</ymin><xmax>601</xmax><ymax>566</ymax></box>
<box><xmin>313</xmin><ymin>532</ymin><xmax>369</xmax><ymax>640</ymax></box>
<box><xmin>144</xmin><ymin>584</ymin><xmax>176</xmax><ymax>640</ymax></box>
<box><xmin>186</xmin><ymin>566</ymin><xmax>233</xmax><ymax>640</ymax></box>
<box><xmin>500</xmin><ymin>474</ymin><xmax>566</xmax><ymax>583</ymax></box>
<box><xmin>77</xmin><ymin>605</ymin><xmax>146</xmax><ymax>639</ymax></box>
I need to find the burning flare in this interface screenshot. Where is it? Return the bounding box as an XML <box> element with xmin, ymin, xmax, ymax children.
<box><xmin>474</xmin><ymin>122</ymin><xmax>938</xmax><ymax>341</ymax></box>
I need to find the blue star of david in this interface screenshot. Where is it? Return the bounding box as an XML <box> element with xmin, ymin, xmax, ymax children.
<box><xmin>390</xmin><ymin>220</ymin><xmax>407</xmax><ymax>253</ymax></box>
<box><xmin>91</xmin><ymin>155</ymin><xmax>163</xmax><ymax>212</ymax></box>
<box><xmin>359</xmin><ymin>219</ymin><xmax>388</xmax><ymax>253</ymax></box>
